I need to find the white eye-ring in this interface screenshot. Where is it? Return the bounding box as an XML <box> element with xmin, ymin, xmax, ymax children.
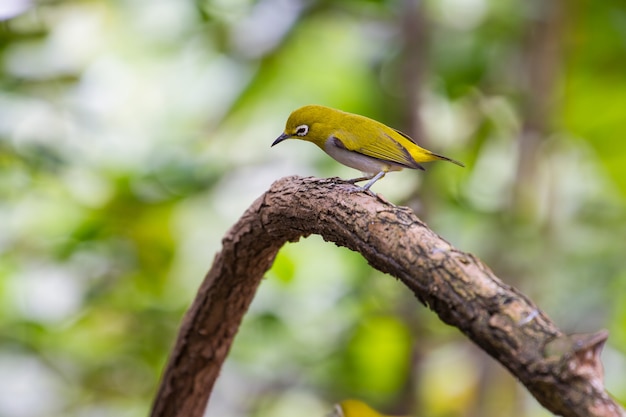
<box><xmin>295</xmin><ymin>124</ymin><xmax>309</xmax><ymax>136</ymax></box>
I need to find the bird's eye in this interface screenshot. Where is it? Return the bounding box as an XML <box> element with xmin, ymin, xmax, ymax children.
<box><xmin>295</xmin><ymin>124</ymin><xmax>309</xmax><ymax>136</ymax></box>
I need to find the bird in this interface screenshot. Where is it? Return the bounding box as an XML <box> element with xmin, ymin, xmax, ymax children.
<box><xmin>272</xmin><ymin>105</ymin><xmax>464</xmax><ymax>191</ymax></box>
<box><xmin>329</xmin><ymin>399</ymin><xmax>408</xmax><ymax>417</ymax></box>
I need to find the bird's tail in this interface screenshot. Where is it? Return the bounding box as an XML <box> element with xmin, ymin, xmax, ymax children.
<box><xmin>429</xmin><ymin>151</ymin><xmax>465</xmax><ymax>167</ymax></box>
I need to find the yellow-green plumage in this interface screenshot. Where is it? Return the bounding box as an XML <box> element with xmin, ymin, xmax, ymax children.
<box><xmin>272</xmin><ymin>105</ymin><xmax>463</xmax><ymax>191</ymax></box>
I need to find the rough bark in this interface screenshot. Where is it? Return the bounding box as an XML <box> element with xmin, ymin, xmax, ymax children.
<box><xmin>150</xmin><ymin>176</ymin><xmax>624</xmax><ymax>417</ymax></box>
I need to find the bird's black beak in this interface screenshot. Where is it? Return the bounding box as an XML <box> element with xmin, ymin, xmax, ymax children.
<box><xmin>271</xmin><ymin>133</ymin><xmax>290</xmax><ymax>147</ymax></box>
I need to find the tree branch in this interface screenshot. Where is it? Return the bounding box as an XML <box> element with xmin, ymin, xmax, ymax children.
<box><xmin>150</xmin><ymin>176</ymin><xmax>624</xmax><ymax>417</ymax></box>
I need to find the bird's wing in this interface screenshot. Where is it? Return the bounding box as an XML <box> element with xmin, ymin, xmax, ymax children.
<box><xmin>333</xmin><ymin>128</ymin><xmax>425</xmax><ymax>170</ymax></box>
<box><xmin>393</xmin><ymin>128</ymin><xmax>418</xmax><ymax>144</ymax></box>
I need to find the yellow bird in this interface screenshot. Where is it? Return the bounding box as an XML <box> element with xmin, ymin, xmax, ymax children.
<box><xmin>329</xmin><ymin>399</ymin><xmax>408</xmax><ymax>417</ymax></box>
<box><xmin>272</xmin><ymin>105</ymin><xmax>464</xmax><ymax>191</ymax></box>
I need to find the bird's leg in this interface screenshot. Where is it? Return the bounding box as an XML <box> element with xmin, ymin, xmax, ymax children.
<box><xmin>359</xmin><ymin>170</ymin><xmax>386</xmax><ymax>191</ymax></box>
<box><xmin>345</xmin><ymin>174</ymin><xmax>374</xmax><ymax>184</ymax></box>
<box><xmin>345</xmin><ymin>171</ymin><xmax>387</xmax><ymax>195</ymax></box>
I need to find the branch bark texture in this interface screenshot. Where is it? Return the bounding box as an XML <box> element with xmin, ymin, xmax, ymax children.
<box><xmin>150</xmin><ymin>176</ymin><xmax>624</xmax><ymax>417</ymax></box>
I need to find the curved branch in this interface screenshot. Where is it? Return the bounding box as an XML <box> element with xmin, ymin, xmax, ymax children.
<box><xmin>150</xmin><ymin>176</ymin><xmax>624</xmax><ymax>417</ymax></box>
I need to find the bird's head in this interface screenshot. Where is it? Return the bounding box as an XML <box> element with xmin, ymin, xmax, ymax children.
<box><xmin>272</xmin><ymin>105</ymin><xmax>337</xmax><ymax>148</ymax></box>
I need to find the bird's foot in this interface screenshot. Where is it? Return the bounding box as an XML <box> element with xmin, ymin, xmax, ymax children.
<box><xmin>347</xmin><ymin>185</ymin><xmax>376</xmax><ymax>196</ymax></box>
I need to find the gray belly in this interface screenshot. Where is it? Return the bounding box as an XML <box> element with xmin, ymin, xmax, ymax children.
<box><xmin>323</xmin><ymin>137</ymin><xmax>402</xmax><ymax>175</ymax></box>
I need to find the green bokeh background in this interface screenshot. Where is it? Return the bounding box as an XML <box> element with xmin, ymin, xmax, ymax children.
<box><xmin>1</xmin><ymin>0</ymin><xmax>625</xmax><ymax>416</ymax></box>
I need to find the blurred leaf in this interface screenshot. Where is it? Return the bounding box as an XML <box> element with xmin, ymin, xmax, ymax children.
<box><xmin>343</xmin><ymin>315</ymin><xmax>411</xmax><ymax>399</ymax></box>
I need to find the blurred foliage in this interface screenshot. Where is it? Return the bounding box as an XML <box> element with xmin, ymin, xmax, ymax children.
<box><xmin>1</xmin><ymin>0</ymin><xmax>625</xmax><ymax>416</ymax></box>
